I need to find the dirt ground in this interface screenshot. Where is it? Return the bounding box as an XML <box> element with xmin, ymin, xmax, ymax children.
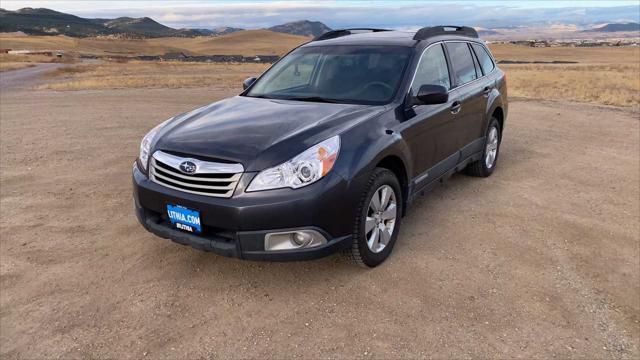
<box><xmin>0</xmin><ymin>73</ymin><xmax>639</xmax><ymax>358</ymax></box>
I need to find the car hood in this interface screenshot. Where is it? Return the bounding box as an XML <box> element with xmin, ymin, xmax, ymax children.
<box><xmin>154</xmin><ymin>96</ymin><xmax>385</xmax><ymax>171</ymax></box>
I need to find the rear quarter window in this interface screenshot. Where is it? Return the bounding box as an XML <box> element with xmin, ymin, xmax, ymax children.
<box><xmin>471</xmin><ymin>43</ymin><xmax>495</xmax><ymax>75</ymax></box>
<box><xmin>445</xmin><ymin>42</ymin><xmax>478</xmax><ymax>86</ymax></box>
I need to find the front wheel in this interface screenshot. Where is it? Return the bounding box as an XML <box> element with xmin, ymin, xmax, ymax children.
<box><xmin>346</xmin><ymin>168</ymin><xmax>402</xmax><ymax>268</ymax></box>
<box><xmin>465</xmin><ymin>117</ymin><xmax>501</xmax><ymax>177</ymax></box>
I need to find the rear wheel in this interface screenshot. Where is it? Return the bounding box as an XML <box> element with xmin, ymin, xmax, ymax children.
<box><xmin>465</xmin><ymin>117</ymin><xmax>501</xmax><ymax>177</ymax></box>
<box><xmin>346</xmin><ymin>168</ymin><xmax>402</xmax><ymax>268</ymax></box>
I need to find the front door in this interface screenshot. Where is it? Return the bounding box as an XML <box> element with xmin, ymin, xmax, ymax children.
<box><xmin>402</xmin><ymin>43</ymin><xmax>459</xmax><ymax>184</ymax></box>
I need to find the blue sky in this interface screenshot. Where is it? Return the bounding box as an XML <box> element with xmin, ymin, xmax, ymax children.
<box><xmin>2</xmin><ymin>1</ymin><xmax>639</xmax><ymax>29</ymax></box>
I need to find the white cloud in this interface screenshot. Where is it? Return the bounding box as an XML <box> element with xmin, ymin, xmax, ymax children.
<box><xmin>1</xmin><ymin>1</ymin><xmax>638</xmax><ymax>29</ymax></box>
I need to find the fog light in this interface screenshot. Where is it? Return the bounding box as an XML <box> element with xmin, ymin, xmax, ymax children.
<box><xmin>291</xmin><ymin>231</ymin><xmax>313</xmax><ymax>246</ymax></box>
<box><xmin>264</xmin><ymin>230</ymin><xmax>328</xmax><ymax>251</ymax></box>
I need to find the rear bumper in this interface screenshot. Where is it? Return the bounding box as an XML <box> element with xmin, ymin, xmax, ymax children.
<box><xmin>132</xmin><ymin>163</ymin><xmax>364</xmax><ymax>261</ymax></box>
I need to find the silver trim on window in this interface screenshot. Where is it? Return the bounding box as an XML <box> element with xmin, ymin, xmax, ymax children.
<box><xmin>408</xmin><ymin>40</ymin><xmax>496</xmax><ymax>97</ymax></box>
<box><xmin>149</xmin><ymin>151</ymin><xmax>244</xmax><ymax>198</ymax></box>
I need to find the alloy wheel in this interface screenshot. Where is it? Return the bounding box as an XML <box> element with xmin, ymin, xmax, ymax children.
<box><xmin>365</xmin><ymin>185</ymin><xmax>397</xmax><ymax>253</ymax></box>
<box><xmin>485</xmin><ymin>126</ymin><xmax>499</xmax><ymax>169</ymax></box>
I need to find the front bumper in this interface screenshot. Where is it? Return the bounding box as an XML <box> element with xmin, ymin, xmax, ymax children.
<box><xmin>132</xmin><ymin>163</ymin><xmax>365</xmax><ymax>261</ymax></box>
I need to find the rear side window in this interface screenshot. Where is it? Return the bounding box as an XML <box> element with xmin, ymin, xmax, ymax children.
<box><xmin>411</xmin><ymin>44</ymin><xmax>451</xmax><ymax>95</ymax></box>
<box><xmin>445</xmin><ymin>42</ymin><xmax>478</xmax><ymax>86</ymax></box>
<box><xmin>471</xmin><ymin>43</ymin><xmax>495</xmax><ymax>75</ymax></box>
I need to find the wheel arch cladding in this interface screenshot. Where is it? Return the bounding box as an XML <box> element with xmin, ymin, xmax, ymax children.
<box><xmin>492</xmin><ymin>106</ymin><xmax>504</xmax><ymax>135</ymax></box>
<box><xmin>376</xmin><ymin>155</ymin><xmax>409</xmax><ymax>216</ymax></box>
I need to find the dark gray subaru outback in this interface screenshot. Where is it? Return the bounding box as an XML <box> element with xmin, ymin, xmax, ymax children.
<box><xmin>133</xmin><ymin>26</ymin><xmax>508</xmax><ymax>267</ymax></box>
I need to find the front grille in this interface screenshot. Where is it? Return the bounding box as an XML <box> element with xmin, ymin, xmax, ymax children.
<box><xmin>149</xmin><ymin>151</ymin><xmax>243</xmax><ymax>198</ymax></box>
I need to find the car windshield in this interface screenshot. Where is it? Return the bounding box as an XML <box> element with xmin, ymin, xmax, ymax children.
<box><xmin>245</xmin><ymin>45</ymin><xmax>412</xmax><ymax>105</ymax></box>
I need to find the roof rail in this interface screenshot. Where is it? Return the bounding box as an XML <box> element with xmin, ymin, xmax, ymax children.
<box><xmin>413</xmin><ymin>25</ymin><xmax>478</xmax><ymax>40</ymax></box>
<box><xmin>313</xmin><ymin>28</ymin><xmax>390</xmax><ymax>41</ymax></box>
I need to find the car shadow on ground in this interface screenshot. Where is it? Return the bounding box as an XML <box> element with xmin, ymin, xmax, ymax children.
<box><xmin>135</xmin><ymin>137</ymin><xmax>531</xmax><ymax>288</ymax></box>
<box><xmin>142</xmin><ymin>178</ymin><xmax>486</xmax><ymax>279</ymax></box>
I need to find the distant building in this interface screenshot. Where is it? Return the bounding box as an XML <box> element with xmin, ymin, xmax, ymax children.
<box><xmin>161</xmin><ymin>52</ymin><xmax>189</xmax><ymax>61</ymax></box>
<box><xmin>138</xmin><ymin>55</ymin><xmax>161</xmax><ymax>61</ymax></box>
<box><xmin>149</xmin><ymin>54</ymin><xmax>280</xmax><ymax>63</ymax></box>
<box><xmin>7</xmin><ymin>49</ymin><xmax>61</xmax><ymax>56</ymax></box>
<box><xmin>252</xmin><ymin>55</ymin><xmax>279</xmax><ymax>63</ymax></box>
<box><xmin>186</xmin><ymin>55</ymin><xmax>244</xmax><ymax>62</ymax></box>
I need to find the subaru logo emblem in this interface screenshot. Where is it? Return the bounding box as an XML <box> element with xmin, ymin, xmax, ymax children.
<box><xmin>179</xmin><ymin>161</ymin><xmax>197</xmax><ymax>174</ymax></box>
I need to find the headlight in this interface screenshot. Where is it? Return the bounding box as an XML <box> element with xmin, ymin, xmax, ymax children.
<box><xmin>246</xmin><ymin>136</ymin><xmax>340</xmax><ymax>192</ymax></box>
<box><xmin>138</xmin><ymin>118</ymin><xmax>172</xmax><ymax>171</ymax></box>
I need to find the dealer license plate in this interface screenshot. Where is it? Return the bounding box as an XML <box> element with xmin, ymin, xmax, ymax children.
<box><xmin>166</xmin><ymin>204</ymin><xmax>201</xmax><ymax>233</ymax></box>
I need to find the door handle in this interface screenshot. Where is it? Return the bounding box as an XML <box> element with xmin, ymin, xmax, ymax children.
<box><xmin>451</xmin><ymin>101</ymin><xmax>462</xmax><ymax>114</ymax></box>
<box><xmin>483</xmin><ymin>86</ymin><xmax>492</xmax><ymax>96</ymax></box>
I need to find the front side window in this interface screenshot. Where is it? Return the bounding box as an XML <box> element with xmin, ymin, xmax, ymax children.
<box><xmin>471</xmin><ymin>43</ymin><xmax>495</xmax><ymax>75</ymax></box>
<box><xmin>246</xmin><ymin>45</ymin><xmax>412</xmax><ymax>105</ymax></box>
<box><xmin>445</xmin><ymin>42</ymin><xmax>478</xmax><ymax>86</ymax></box>
<box><xmin>410</xmin><ymin>44</ymin><xmax>451</xmax><ymax>96</ymax></box>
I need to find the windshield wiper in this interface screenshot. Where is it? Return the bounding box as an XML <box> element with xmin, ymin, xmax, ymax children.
<box><xmin>286</xmin><ymin>96</ymin><xmax>344</xmax><ymax>104</ymax></box>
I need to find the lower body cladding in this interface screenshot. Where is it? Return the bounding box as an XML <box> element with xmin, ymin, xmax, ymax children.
<box><xmin>132</xmin><ymin>164</ymin><xmax>365</xmax><ymax>261</ymax></box>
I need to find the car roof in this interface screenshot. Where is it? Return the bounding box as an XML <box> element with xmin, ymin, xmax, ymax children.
<box><xmin>301</xmin><ymin>30</ymin><xmax>482</xmax><ymax>48</ymax></box>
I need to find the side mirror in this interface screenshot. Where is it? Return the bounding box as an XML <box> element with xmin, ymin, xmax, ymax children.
<box><xmin>415</xmin><ymin>84</ymin><xmax>448</xmax><ymax>105</ymax></box>
<box><xmin>243</xmin><ymin>77</ymin><xmax>257</xmax><ymax>90</ymax></box>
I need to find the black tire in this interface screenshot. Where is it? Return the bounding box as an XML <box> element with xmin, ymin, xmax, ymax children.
<box><xmin>465</xmin><ymin>117</ymin><xmax>501</xmax><ymax>177</ymax></box>
<box><xmin>345</xmin><ymin>168</ymin><xmax>402</xmax><ymax>268</ymax></box>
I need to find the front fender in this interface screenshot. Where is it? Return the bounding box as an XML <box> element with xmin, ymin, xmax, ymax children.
<box><xmin>335</xmin><ymin>123</ymin><xmax>411</xmax><ymax>183</ymax></box>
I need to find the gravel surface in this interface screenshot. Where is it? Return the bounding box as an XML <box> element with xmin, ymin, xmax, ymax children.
<box><xmin>0</xmin><ymin>63</ymin><xmax>66</xmax><ymax>91</ymax></box>
<box><xmin>1</xmin><ymin>83</ymin><xmax>638</xmax><ymax>358</ymax></box>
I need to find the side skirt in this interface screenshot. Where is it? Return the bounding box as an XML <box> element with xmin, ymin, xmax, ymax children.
<box><xmin>406</xmin><ymin>150</ymin><xmax>483</xmax><ymax>205</ymax></box>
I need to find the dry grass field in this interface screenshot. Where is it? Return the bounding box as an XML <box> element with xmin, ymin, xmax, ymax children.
<box><xmin>489</xmin><ymin>43</ymin><xmax>640</xmax><ymax>63</ymax></box>
<box><xmin>0</xmin><ymin>30</ymin><xmax>309</xmax><ymax>56</ymax></box>
<box><xmin>40</xmin><ymin>61</ymin><xmax>269</xmax><ymax>90</ymax></box>
<box><xmin>502</xmin><ymin>63</ymin><xmax>639</xmax><ymax>107</ymax></box>
<box><xmin>2</xmin><ymin>31</ymin><xmax>639</xmax><ymax>106</ymax></box>
<box><xmin>0</xmin><ymin>34</ymin><xmax>79</xmax><ymax>53</ymax></box>
<box><xmin>33</xmin><ymin>44</ymin><xmax>640</xmax><ymax>108</ymax></box>
<box><xmin>146</xmin><ymin>30</ymin><xmax>309</xmax><ymax>55</ymax></box>
<box><xmin>489</xmin><ymin>43</ymin><xmax>640</xmax><ymax>107</ymax></box>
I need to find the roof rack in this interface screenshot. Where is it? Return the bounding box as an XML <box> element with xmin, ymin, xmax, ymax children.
<box><xmin>413</xmin><ymin>25</ymin><xmax>478</xmax><ymax>40</ymax></box>
<box><xmin>313</xmin><ymin>28</ymin><xmax>391</xmax><ymax>41</ymax></box>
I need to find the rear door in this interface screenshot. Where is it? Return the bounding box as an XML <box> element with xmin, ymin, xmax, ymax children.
<box><xmin>444</xmin><ymin>42</ymin><xmax>486</xmax><ymax>156</ymax></box>
<box><xmin>402</xmin><ymin>43</ymin><xmax>459</xmax><ymax>183</ymax></box>
<box><xmin>470</xmin><ymin>42</ymin><xmax>499</xmax><ymax>146</ymax></box>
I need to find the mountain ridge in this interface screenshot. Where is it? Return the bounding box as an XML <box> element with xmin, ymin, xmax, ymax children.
<box><xmin>268</xmin><ymin>20</ymin><xmax>331</xmax><ymax>37</ymax></box>
<box><xmin>0</xmin><ymin>8</ymin><xmax>330</xmax><ymax>38</ymax></box>
<box><xmin>0</xmin><ymin>7</ymin><xmax>115</xmax><ymax>36</ymax></box>
<box><xmin>3</xmin><ymin>7</ymin><xmax>636</xmax><ymax>40</ymax></box>
<box><xmin>588</xmin><ymin>22</ymin><xmax>640</xmax><ymax>32</ymax></box>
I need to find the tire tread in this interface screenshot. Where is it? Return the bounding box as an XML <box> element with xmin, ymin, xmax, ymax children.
<box><xmin>465</xmin><ymin>117</ymin><xmax>501</xmax><ymax>178</ymax></box>
<box><xmin>344</xmin><ymin>168</ymin><xmax>400</xmax><ymax>268</ymax></box>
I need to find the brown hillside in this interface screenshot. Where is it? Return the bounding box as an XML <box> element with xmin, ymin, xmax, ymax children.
<box><xmin>0</xmin><ymin>35</ymin><xmax>78</xmax><ymax>52</ymax></box>
<box><xmin>0</xmin><ymin>34</ymin><xmax>183</xmax><ymax>55</ymax></box>
<box><xmin>147</xmin><ymin>30</ymin><xmax>309</xmax><ymax>55</ymax></box>
<box><xmin>0</xmin><ymin>30</ymin><xmax>309</xmax><ymax>56</ymax></box>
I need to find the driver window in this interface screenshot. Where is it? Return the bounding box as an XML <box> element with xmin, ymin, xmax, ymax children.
<box><xmin>410</xmin><ymin>44</ymin><xmax>451</xmax><ymax>96</ymax></box>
